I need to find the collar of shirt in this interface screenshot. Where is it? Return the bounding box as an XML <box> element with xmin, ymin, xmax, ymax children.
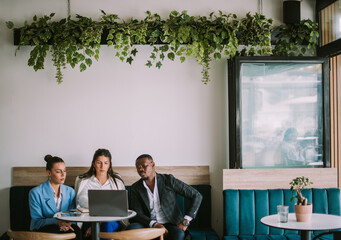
<box><xmin>143</xmin><ymin>174</ymin><xmax>169</xmax><ymax>225</ymax></box>
<box><xmin>49</xmin><ymin>181</ymin><xmax>63</xmax><ymax>211</ymax></box>
<box><xmin>89</xmin><ymin>175</ymin><xmax>111</xmax><ymax>188</ymax></box>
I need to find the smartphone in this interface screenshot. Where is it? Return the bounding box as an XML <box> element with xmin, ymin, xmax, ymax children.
<box><xmin>61</xmin><ymin>211</ymin><xmax>81</xmax><ymax>217</ymax></box>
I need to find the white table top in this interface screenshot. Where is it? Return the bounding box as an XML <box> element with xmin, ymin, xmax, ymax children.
<box><xmin>54</xmin><ymin>210</ymin><xmax>136</xmax><ymax>222</ymax></box>
<box><xmin>261</xmin><ymin>213</ymin><xmax>341</xmax><ymax>231</ymax></box>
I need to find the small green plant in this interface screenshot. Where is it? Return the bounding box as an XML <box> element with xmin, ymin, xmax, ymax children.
<box><xmin>290</xmin><ymin>176</ymin><xmax>313</xmax><ymax>205</ymax></box>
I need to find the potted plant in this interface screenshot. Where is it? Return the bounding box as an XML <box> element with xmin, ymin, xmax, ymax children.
<box><xmin>290</xmin><ymin>176</ymin><xmax>313</xmax><ymax>222</ymax></box>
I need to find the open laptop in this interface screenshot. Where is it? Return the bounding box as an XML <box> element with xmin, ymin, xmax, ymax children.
<box><xmin>88</xmin><ymin>189</ymin><xmax>128</xmax><ymax>217</ymax></box>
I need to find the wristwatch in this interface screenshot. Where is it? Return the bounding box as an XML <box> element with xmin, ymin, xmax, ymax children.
<box><xmin>182</xmin><ymin>219</ymin><xmax>190</xmax><ymax>227</ymax></box>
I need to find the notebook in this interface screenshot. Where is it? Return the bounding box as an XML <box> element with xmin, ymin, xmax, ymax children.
<box><xmin>88</xmin><ymin>189</ymin><xmax>128</xmax><ymax>217</ymax></box>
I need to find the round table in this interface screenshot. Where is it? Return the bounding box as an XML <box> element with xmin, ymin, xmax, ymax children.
<box><xmin>261</xmin><ymin>213</ymin><xmax>341</xmax><ymax>240</ymax></box>
<box><xmin>54</xmin><ymin>210</ymin><xmax>136</xmax><ymax>240</ymax></box>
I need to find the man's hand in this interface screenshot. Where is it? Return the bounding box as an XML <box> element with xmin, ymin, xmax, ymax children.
<box><xmin>153</xmin><ymin>222</ymin><xmax>168</xmax><ymax>236</ymax></box>
<box><xmin>177</xmin><ymin>220</ymin><xmax>190</xmax><ymax>232</ymax></box>
<box><xmin>84</xmin><ymin>227</ymin><xmax>92</xmax><ymax>237</ymax></box>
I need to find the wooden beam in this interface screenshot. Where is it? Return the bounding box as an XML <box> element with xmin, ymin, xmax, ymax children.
<box><xmin>12</xmin><ymin>166</ymin><xmax>209</xmax><ymax>186</ymax></box>
<box><xmin>223</xmin><ymin>168</ymin><xmax>337</xmax><ymax>190</ymax></box>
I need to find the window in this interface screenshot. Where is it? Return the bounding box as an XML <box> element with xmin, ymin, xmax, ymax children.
<box><xmin>228</xmin><ymin>57</ymin><xmax>330</xmax><ymax>169</ymax></box>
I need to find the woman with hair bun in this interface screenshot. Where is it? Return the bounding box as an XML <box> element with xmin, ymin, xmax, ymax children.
<box><xmin>29</xmin><ymin>155</ymin><xmax>81</xmax><ymax>239</ymax></box>
<box><xmin>75</xmin><ymin>148</ymin><xmax>125</xmax><ymax>239</ymax></box>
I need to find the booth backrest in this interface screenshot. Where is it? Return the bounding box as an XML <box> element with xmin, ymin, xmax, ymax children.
<box><xmin>10</xmin><ymin>165</ymin><xmax>212</xmax><ymax>232</ymax></box>
<box><xmin>12</xmin><ymin>166</ymin><xmax>209</xmax><ymax>186</ymax></box>
<box><xmin>223</xmin><ymin>188</ymin><xmax>341</xmax><ymax>239</ymax></box>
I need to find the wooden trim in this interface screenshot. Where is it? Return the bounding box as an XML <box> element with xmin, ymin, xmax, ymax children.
<box><xmin>99</xmin><ymin>228</ymin><xmax>165</xmax><ymax>240</ymax></box>
<box><xmin>329</xmin><ymin>55</ymin><xmax>341</xmax><ymax>188</ymax></box>
<box><xmin>12</xmin><ymin>166</ymin><xmax>210</xmax><ymax>186</ymax></box>
<box><xmin>223</xmin><ymin>168</ymin><xmax>338</xmax><ymax>190</ymax></box>
<box><xmin>316</xmin><ymin>0</ymin><xmax>337</xmax><ymax>12</ymax></box>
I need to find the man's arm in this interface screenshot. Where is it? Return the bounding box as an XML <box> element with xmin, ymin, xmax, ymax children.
<box><xmin>169</xmin><ymin>174</ymin><xmax>203</xmax><ymax>219</ymax></box>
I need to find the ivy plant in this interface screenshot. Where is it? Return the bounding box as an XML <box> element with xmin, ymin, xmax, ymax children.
<box><xmin>272</xmin><ymin>19</ymin><xmax>319</xmax><ymax>56</ymax></box>
<box><xmin>6</xmin><ymin>11</ymin><xmax>319</xmax><ymax>84</ymax></box>
<box><xmin>236</xmin><ymin>12</ymin><xmax>273</xmax><ymax>56</ymax></box>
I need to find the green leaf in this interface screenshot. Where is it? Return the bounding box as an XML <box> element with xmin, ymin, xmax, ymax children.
<box><xmin>80</xmin><ymin>63</ymin><xmax>86</xmax><ymax>72</ymax></box>
<box><xmin>167</xmin><ymin>52</ymin><xmax>175</xmax><ymax>61</ymax></box>
<box><xmin>171</xmin><ymin>10</ymin><xmax>179</xmax><ymax>16</ymax></box>
<box><xmin>146</xmin><ymin>60</ymin><xmax>152</xmax><ymax>68</ymax></box>
<box><xmin>6</xmin><ymin>21</ymin><xmax>14</xmax><ymax>29</ymax></box>
<box><xmin>150</xmin><ymin>53</ymin><xmax>156</xmax><ymax>60</ymax></box>
<box><xmin>180</xmin><ymin>56</ymin><xmax>186</xmax><ymax>63</ymax></box>
<box><xmin>131</xmin><ymin>48</ymin><xmax>138</xmax><ymax>56</ymax></box>
<box><xmin>156</xmin><ymin>61</ymin><xmax>162</xmax><ymax>69</ymax></box>
<box><xmin>126</xmin><ymin>56</ymin><xmax>134</xmax><ymax>64</ymax></box>
<box><xmin>213</xmin><ymin>52</ymin><xmax>221</xmax><ymax>60</ymax></box>
<box><xmin>85</xmin><ymin>58</ymin><xmax>92</xmax><ymax>67</ymax></box>
<box><xmin>85</xmin><ymin>49</ymin><xmax>94</xmax><ymax>56</ymax></box>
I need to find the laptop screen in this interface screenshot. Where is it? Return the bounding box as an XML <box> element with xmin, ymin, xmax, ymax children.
<box><xmin>88</xmin><ymin>189</ymin><xmax>128</xmax><ymax>217</ymax></box>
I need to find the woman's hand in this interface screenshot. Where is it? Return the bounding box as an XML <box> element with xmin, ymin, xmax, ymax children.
<box><xmin>58</xmin><ymin>220</ymin><xmax>74</xmax><ymax>232</ymax></box>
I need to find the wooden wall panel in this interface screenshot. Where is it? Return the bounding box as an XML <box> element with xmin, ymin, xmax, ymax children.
<box><xmin>223</xmin><ymin>168</ymin><xmax>337</xmax><ymax>190</ymax></box>
<box><xmin>12</xmin><ymin>166</ymin><xmax>210</xmax><ymax>186</ymax></box>
<box><xmin>329</xmin><ymin>55</ymin><xmax>341</xmax><ymax>187</ymax></box>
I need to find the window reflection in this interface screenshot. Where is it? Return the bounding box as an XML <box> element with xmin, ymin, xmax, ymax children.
<box><xmin>241</xmin><ymin>63</ymin><xmax>323</xmax><ymax>168</ymax></box>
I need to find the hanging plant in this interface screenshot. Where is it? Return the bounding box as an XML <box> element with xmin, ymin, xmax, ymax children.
<box><xmin>272</xmin><ymin>19</ymin><xmax>319</xmax><ymax>56</ymax></box>
<box><xmin>145</xmin><ymin>10</ymin><xmax>240</xmax><ymax>83</ymax></box>
<box><xmin>236</xmin><ymin>12</ymin><xmax>273</xmax><ymax>56</ymax></box>
<box><xmin>101</xmin><ymin>10</ymin><xmax>147</xmax><ymax>65</ymax></box>
<box><xmin>6</xmin><ymin>11</ymin><xmax>318</xmax><ymax>84</ymax></box>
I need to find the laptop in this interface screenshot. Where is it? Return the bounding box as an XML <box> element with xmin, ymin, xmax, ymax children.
<box><xmin>88</xmin><ymin>189</ymin><xmax>128</xmax><ymax>217</ymax></box>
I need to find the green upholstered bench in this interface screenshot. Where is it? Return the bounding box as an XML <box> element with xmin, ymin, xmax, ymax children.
<box><xmin>9</xmin><ymin>184</ymin><xmax>218</xmax><ymax>240</ymax></box>
<box><xmin>223</xmin><ymin>188</ymin><xmax>341</xmax><ymax>240</ymax></box>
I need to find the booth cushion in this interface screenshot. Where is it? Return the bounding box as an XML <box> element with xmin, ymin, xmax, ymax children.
<box><xmin>223</xmin><ymin>188</ymin><xmax>341</xmax><ymax>240</ymax></box>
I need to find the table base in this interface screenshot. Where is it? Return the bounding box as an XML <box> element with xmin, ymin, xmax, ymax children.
<box><xmin>91</xmin><ymin>222</ymin><xmax>100</xmax><ymax>240</ymax></box>
<box><xmin>301</xmin><ymin>230</ymin><xmax>311</xmax><ymax>240</ymax></box>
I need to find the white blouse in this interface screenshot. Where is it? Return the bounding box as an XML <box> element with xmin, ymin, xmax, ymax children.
<box><xmin>74</xmin><ymin>175</ymin><xmax>125</xmax><ymax>209</ymax></box>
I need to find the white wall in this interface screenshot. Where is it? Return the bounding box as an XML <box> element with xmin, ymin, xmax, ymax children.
<box><xmin>0</xmin><ymin>0</ymin><xmax>314</xmax><ymax>236</ymax></box>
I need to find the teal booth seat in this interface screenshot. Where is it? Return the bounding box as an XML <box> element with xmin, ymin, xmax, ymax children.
<box><xmin>223</xmin><ymin>188</ymin><xmax>341</xmax><ymax>240</ymax></box>
<box><xmin>9</xmin><ymin>185</ymin><xmax>219</xmax><ymax>240</ymax></box>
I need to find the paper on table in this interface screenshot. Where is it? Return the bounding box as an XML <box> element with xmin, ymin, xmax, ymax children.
<box><xmin>77</xmin><ymin>207</ymin><xmax>89</xmax><ymax>213</ymax></box>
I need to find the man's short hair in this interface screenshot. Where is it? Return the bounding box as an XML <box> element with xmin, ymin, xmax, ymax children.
<box><xmin>136</xmin><ymin>154</ymin><xmax>153</xmax><ymax>163</ymax></box>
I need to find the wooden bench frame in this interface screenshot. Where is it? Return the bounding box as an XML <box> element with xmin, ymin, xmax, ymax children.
<box><xmin>12</xmin><ymin>166</ymin><xmax>210</xmax><ymax>186</ymax></box>
<box><xmin>223</xmin><ymin>168</ymin><xmax>338</xmax><ymax>190</ymax></box>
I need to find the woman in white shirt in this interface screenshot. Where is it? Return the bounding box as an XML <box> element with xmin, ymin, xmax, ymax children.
<box><xmin>75</xmin><ymin>149</ymin><xmax>125</xmax><ymax>239</ymax></box>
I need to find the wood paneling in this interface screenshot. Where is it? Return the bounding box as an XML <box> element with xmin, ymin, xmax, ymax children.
<box><xmin>12</xmin><ymin>166</ymin><xmax>209</xmax><ymax>186</ymax></box>
<box><xmin>223</xmin><ymin>168</ymin><xmax>337</xmax><ymax>190</ymax></box>
<box><xmin>330</xmin><ymin>55</ymin><xmax>341</xmax><ymax>187</ymax></box>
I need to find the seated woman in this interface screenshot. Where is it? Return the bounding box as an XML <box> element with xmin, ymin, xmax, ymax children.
<box><xmin>75</xmin><ymin>148</ymin><xmax>125</xmax><ymax>239</ymax></box>
<box><xmin>29</xmin><ymin>155</ymin><xmax>81</xmax><ymax>239</ymax></box>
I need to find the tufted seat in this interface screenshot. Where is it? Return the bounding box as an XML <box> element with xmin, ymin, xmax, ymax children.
<box><xmin>223</xmin><ymin>188</ymin><xmax>341</xmax><ymax>240</ymax></box>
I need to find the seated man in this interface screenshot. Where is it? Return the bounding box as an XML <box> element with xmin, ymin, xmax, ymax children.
<box><xmin>128</xmin><ymin>154</ymin><xmax>202</xmax><ymax>240</ymax></box>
